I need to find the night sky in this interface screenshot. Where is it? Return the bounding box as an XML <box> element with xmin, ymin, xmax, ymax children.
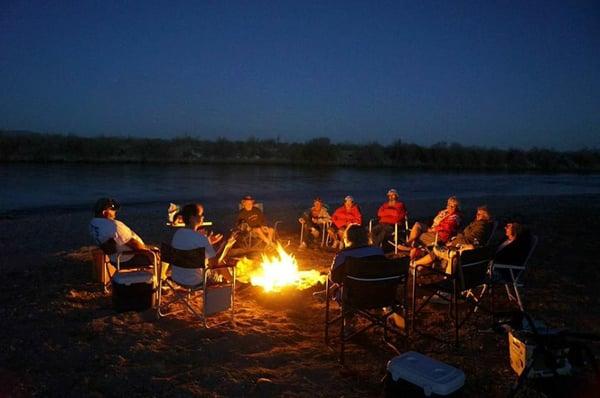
<box><xmin>1</xmin><ymin>1</ymin><xmax>599</xmax><ymax>149</ymax></box>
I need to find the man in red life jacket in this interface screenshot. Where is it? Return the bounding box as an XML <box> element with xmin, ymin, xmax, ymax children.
<box><xmin>370</xmin><ymin>189</ymin><xmax>407</xmax><ymax>248</ymax></box>
<box><xmin>329</xmin><ymin>195</ymin><xmax>362</xmax><ymax>249</ymax></box>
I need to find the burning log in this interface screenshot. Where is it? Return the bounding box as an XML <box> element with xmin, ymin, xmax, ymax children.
<box><xmin>235</xmin><ymin>243</ymin><xmax>326</xmax><ymax>293</ymax></box>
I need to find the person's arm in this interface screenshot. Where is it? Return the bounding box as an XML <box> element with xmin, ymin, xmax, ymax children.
<box><xmin>125</xmin><ymin>237</ymin><xmax>146</xmax><ymax>251</ymax></box>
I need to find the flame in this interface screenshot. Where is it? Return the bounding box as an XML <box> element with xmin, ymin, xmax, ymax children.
<box><xmin>237</xmin><ymin>243</ymin><xmax>325</xmax><ymax>292</ymax></box>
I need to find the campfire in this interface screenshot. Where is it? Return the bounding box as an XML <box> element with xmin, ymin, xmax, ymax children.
<box><xmin>236</xmin><ymin>243</ymin><xmax>325</xmax><ymax>292</ymax></box>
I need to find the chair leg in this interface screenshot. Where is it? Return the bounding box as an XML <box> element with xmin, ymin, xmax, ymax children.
<box><xmin>411</xmin><ymin>265</ymin><xmax>417</xmax><ymax>333</ymax></box>
<box><xmin>513</xmin><ymin>282</ymin><xmax>524</xmax><ymax>311</ymax></box>
<box><xmin>340</xmin><ymin>307</ymin><xmax>346</xmax><ymax>365</ymax></box>
<box><xmin>454</xmin><ymin>280</ymin><xmax>459</xmax><ymax>347</ymax></box>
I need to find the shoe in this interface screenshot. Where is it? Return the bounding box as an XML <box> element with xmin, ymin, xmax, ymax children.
<box><xmin>299</xmin><ymin>242</ymin><xmax>307</xmax><ymax>250</ymax></box>
<box><xmin>388</xmin><ymin>313</ymin><xmax>406</xmax><ymax>331</ymax></box>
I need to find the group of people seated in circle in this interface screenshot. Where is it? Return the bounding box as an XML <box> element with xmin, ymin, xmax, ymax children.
<box><xmin>89</xmin><ymin>192</ymin><xmax>534</xmax><ymax>287</ymax></box>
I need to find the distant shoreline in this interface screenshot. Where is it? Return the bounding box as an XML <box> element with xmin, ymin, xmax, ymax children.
<box><xmin>2</xmin><ymin>130</ymin><xmax>600</xmax><ymax>172</ymax></box>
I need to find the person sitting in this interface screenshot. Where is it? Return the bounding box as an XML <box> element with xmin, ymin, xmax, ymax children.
<box><xmin>298</xmin><ymin>197</ymin><xmax>331</xmax><ymax>249</ymax></box>
<box><xmin>370</xmin><ymin>188</ymin><xmax>407</xmax><ymax>247</ymax></box>
<box><xmin>171</xmin><ymin>203</ymin><xmax>235</xmax><ymax>285</ymax></box>
<box><xmin>398</xmin><ymin>196</ymin><xmax>462</xmax><ymax>251</ymax></box>
<box><xmin>329</xmin><ymin>224</ymin><xmax>385</xmax><ymax>292</ymax></box>
<box><xmin>328</xmin><ymin>224</ymin><xmax>406</xmax><ymax>329</ymax></box>
<box><xmin>493</xmin><ymin>221</ymin><xmax>533</xmax><ymax>280</ymax></box>
<box><xmin>410</xmin><ymin>205</ymin><xmax>493</xmax><ymax>268</ymax></box>
<box><xmin>89</xmin><ymin>197</ymin><xmax>155</xmax><ymax>268</ymax></box>
<box><xmin>236</xmin><ymin>195</ymin><xmax>274</xmax><ymax>246</ymax></box>
<box><xmin>329</xmin><ymin>195</ymin><xmax>362</xmax><ymax>249</ymax></box>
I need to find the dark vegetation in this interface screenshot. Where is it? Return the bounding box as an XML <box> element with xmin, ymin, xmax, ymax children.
<box><xmin>2</xmin><ymin>130</ymin><xmax>599</xmax><ymax>171</ymax></box>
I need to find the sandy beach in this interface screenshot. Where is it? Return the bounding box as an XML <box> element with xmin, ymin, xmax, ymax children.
<box><xmin>1</xmin><ymin>193</ymin><xmax>600</xmax><ymax>397</ymax></box>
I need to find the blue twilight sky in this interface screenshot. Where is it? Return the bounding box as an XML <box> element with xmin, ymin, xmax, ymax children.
<box><xmin>1</xmin><ymin>1</ymin><xmax>599</xmax><ymax>149</ymax></box>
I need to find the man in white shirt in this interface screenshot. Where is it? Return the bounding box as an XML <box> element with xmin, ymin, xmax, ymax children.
<box><xmin>89</xmin><ymin>198</ymin><xmax>154</xmax><ymax>268</ymax></box>
<box><xmin>170</xmin><ymin>203</ymin><xmax>235</xmax><ymax>285</ymax></box>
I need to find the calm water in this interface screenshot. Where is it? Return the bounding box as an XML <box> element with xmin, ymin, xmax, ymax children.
<box><xmin>1</xmin><ymin>163</ymin><xmax>600</xmax><ymax>213</ymax></box>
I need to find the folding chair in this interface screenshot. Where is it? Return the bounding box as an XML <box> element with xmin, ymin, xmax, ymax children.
<box><xmin>299</xmin><ymin>219</ymin><xmax>331</xmax><ymax>248</ymax></box>
<box><xmin>158</xmin><ymin>243</ymin><xmax>236</xmax><ymax>328</ymax></box>
<box><xmin>378</xmin><ymin>216</ymin><xmax>410</xmax><ymax>255</ymax></box>
<box><xmin>237</xmin><ymin>203</ymin><xmax>281</xmax><ymax>249</ymax></box>
<box><xmin>325</xmin><ymin>255</ymin><xmax>410</xmax><ymax>364</ymax></box>
<box><xmin>489</xmin><ymin>235</ymin><xmax>538</xmax><ymax>312</ymax></box>
<box><xmin>95</xmin><ymin>238</ymin><xmax>159</xmax><ymax>295</ymax></box>
<box><xmin>411</xmin><ymin>246</ymin><xmax>494</xmax><ymax>346</ymax></box>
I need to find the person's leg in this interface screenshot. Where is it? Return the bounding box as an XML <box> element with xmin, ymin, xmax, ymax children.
<box><xmin>252</xmin><ymin>227</ymin><xmax>272</xmax><ymax>246</ymax></box>
<box><xmin>412</xmin><ymin>251</ymin><xmax>436</xmax><ymax>266</ymax></box>
<box><xmin>370</xmin><ymin>224</ymin><xmax>384</xmax><ymax>246</ymax></box>
<box><xmin>407</xmin><ymin>222</ymin><xmax>424</xmax><ymax>243</ymax></box>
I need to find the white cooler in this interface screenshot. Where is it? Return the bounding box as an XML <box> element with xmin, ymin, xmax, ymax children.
<box><xmin>385</xmin><ymin>351</ymin><xmax>465</xmax><ymax>397</ymax></box>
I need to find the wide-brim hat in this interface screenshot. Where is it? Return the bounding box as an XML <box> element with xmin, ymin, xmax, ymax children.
<box><xmin>241</xmin><ymin>195</ymin><xmax>255</xmax><ymax>202</ymax></box>
<box><xmin>387</xmin><ymin>189</ymin><xmax>398</xmax><ymax>197</ymax></box>
<box><xmin>344</xmin><ymin>195</ymin><xmax>354</xmax><ymax>202</ymax></box>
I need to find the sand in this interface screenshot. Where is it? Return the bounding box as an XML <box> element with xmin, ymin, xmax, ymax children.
<box><xmin>1</xmin><ymin>194</ymin><xmax>600</xmax><ymax>397</ymax></box>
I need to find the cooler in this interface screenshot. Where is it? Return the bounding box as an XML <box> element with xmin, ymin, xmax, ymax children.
<box><xmin>112</xmin><ymin>270</ymin><xmax>156</xmax><ymax>312</ymax></box>
<box><xmin>385</xmin><ymin>351</ymin><xmax>465</xmax><ymax>397</ymax></box>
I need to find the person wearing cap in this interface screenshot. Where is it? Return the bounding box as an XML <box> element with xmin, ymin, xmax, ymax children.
<box><xmin>398</xmin><ymin>196</ymin><xmax>462</xmax><ymax>251</ymax></box>
<box><xmin>298</xmin><ymin>197</ymin><xmax>331</xmax><ymax>249</ymax></box>
<box><xmin>370</xmin><ymin>189</ymin><xmax>407</xmax><ymax>247</ymax></box>
<box><xmin>236</xmin><ymin>195</ymin><xmax>274</xmax><ymax>246</ymax></box>
<box><xmin>329</xmin><ymin>195</ymin><xmax>362</xmax><ymax>249</ymax></box>
<box><xmin>89</xmin><ymin>198</ymin><xmax>154</xmax><ymax>267</ymax></box>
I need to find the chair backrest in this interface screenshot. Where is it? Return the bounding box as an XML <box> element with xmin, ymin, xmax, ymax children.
<box><xmin>161</xmin><ymin>242</ymin><xmax>205</xmax><ymax>269</ymax></box>
<box><xmin>342</xmin><ymin>255</ymin><xmax>409</xmax><ymax>309</ymax></box>
<box><xmin>513</xmin><ymin>235</ymin><xmax>538</xmax><ymax>282</ymax></box>
<box><xmin>99</xmin><ymin>238</ymin><xmax>118</xmax><ymax>255</ymax></box>
<box><xmin>484</xmin><ymin>220</ymin><xmax>499</xmax><ymax>246</ymax></box>
<box><xmin>455</xmin><ymin>246</ymin><xmax>494</xmax><ymax>292</ymax></box>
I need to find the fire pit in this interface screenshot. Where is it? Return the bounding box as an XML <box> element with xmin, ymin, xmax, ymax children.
<box><xmin>236</xmin><ymin>243</ymin><xmax>325</xmax><ymax>293</ymax></box>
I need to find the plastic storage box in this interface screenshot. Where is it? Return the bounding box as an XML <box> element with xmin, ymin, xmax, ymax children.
<box><xmin>112</xmin><ymin>270</ymin><xmax>155</xmax><ymax>312</ymax></box>
<box><xmin>385</xmin><ymin>351</ymin><xmax>465</xmax><ymax>397</ymax></box>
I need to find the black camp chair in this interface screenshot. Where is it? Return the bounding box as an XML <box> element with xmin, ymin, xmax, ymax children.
<box><xmin>489</xmin><ymin>235</ymin><xmax>538</xmax><ymax>312</ymax></box>
<box><xmin>325</xmin><ymin>255</ymin><xmax>409</xmax><ymax>364</ymax></box>
<box><xmin>411</xmin><ymin>246</ymin><xmax>493</xmax><ymax>347</ymax></box>
<box><xmin>158</xmin><ymin>243</ymin><xmax>236</xmax><ymax>328</ymax></box>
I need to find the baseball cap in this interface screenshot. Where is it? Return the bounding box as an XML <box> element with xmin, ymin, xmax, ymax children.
<box><xmin>387</xmin><ymin>189</ymin><xmax>398</xmax><ymax>197</ymax></box>
<box><xmin>344</xmin><ymin>195</ymin><xmax>354</xmax><ymax>202</ymax></box>
<box><xmin>94</xmin><ymin>197</ymin><xmax>120</xmax><ymax>215</ymax></box>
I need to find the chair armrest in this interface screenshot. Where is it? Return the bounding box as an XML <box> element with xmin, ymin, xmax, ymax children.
<box><xmin>493</xmin><ymin>263</ymin><xmax>525</xmax><ymax>270</ymax></box>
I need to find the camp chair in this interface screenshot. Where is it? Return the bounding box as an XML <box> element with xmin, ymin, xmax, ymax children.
<box><xmin>95</xmin><ymin>238</ymin><xmax>159</xmax><ymax>294</ymax></box>
<box><xmin>158</xmin><ymin>243</ymin><xmax>235</xmax><ymax>327</ymax></box>
<box><xmin>367</xmin><ymin>215</ymin><xmax>410</xmax><ymax>254</ymax></box>
<box><xmin>299</xmin><ymin>219</ymin><xmax>332</xmax><ymax>247</ymax></box>
<box><xmin>236</xmin><ymin>203</ymin><xmax>281</xmax><ymax>249</ymax></box>
<box><xmin>411</xmin><ymin>246</ymin><xmax>493</xmax><ymax>346</ymax></box>
<box><xmin>488</xmin><ymin>235</ymin><xmax>538</xmax><ymax>312</ymax></box>
<box><xmin>325</xmin><ymin>255</ymin><xmax>409</xmax><ymax>364</ymax></box>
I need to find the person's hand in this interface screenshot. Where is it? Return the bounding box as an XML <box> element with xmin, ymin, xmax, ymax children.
<box><xmin>299</xmin><ymin>218</ymin><xmax>305</xmax><ymax>224</ymax></box>
<box><xmin>208</xmin><ymin>232</ymin><xmax>223</xmax><ymax>245</ymax></box>
<box><xmin>311</xmin><ymin>218</ymin><xmax>318</xmax><ymax>224</ymax></box>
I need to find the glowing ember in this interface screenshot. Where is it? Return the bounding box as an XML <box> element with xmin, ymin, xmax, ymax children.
<box><xmin>237</xmin><ymin>243</ymin><xmax>325</xmax><ymax>292</ymax></box>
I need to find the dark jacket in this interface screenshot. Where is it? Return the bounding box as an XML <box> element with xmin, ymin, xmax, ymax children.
<box><xmin>453</xmin><ymin>220</ymin><xmax>492</xmax><ymax>246</ymax></box>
